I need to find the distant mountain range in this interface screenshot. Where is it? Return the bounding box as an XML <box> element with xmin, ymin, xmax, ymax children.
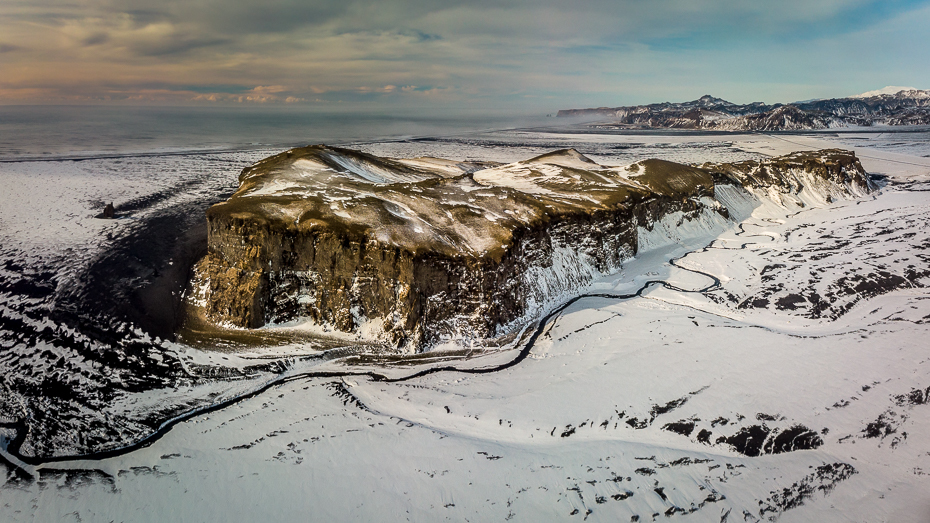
<box><xmin>556</xmin><ymin>88</ymin><xmax>930</xmax><ymax>130</ymax></box>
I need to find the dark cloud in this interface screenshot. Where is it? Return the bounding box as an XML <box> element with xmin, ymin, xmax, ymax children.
<box><xmin>9</xmin><ymin>0</ymin><xmax>929</xmax><ymax>49</ymax></box>
<box><xmin>82</xmin><ymin>32</ymin><xmax>109</xmax><ymax>46</ymax></box>
<box><xmin>54</xmin><ymin>0</ymin><xmax>929</xmax><ymax>41</ymax></box>
<box><xmin>128</xmin><ymin>35</ymin><xmax>232</xmax><ymax>57</ymax></box>
<box><xmin>98</xmin><ymin>0</ymin><xmax>355</xmax><ymax>34</ymax></box>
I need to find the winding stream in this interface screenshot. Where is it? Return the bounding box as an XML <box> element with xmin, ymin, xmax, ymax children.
<box><xmin>0</xmin><ymin>245</ymin><xmax>726</xmax><ymax>474</ymax></box>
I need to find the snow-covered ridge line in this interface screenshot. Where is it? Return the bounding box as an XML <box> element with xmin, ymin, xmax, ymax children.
<box><xmin>190</xmin><ymin>146</ymin><xmax>873</xmax><ymax>352</ymax></box>
<box><xmin>558</xmin><ymin>88</ymin><xmax>930</xmax><ymax>130</ymax></box>
<box><xmin>851</xmin><ymin>85</ymin><xmax>922</xmax><ymax>98</ymax></box>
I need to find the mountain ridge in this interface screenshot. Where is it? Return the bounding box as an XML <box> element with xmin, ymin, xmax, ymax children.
<box><xmin>557</xmin><ymin>88</ymin><xmax>930</xmax><ymax>130</ymax></box>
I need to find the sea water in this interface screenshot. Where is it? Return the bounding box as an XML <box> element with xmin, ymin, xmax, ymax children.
<box><xmin>0</xmin><ymin>104</ymin><xmax>555</xmax><ymax>160</ymax></box>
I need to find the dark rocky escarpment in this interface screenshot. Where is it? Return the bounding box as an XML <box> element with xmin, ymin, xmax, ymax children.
<box><xmin>706</xmin><ymin>149</ymin><xmax>873</xmax><ymax>192</ymax></box>
<box><xmin>703</xmin><ymin>149</ymin><xmax>875</xmax><ymax>208</ymax></box>
<box><xmin>191</xmin><ymin>145</ymin><xmax>872</xmax><ymax>350</ymax></box>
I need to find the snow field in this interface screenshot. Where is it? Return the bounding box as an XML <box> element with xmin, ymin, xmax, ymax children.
<box><xmin>2</xmin><ymin>130</ymin><xmax>929</xmax><ymax>521</ymax></box>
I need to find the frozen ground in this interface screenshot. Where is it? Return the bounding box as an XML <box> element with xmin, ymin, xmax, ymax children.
<box><xmin>1</xmin><ymin>128</ymin><xmax>929</xmax><ymax>521</ymax></box>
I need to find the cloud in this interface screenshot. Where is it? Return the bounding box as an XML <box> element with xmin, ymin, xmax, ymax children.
<box><xmin>251</xmin><ymin>85</ymin><xmax>289</xmax><ymax>94</ymax></box>
<box><xmin>0</xmin><ymin>0</ymin><xmax>928</xmax><ymax>108</ymax></box>
<box><xmin>82</xmin><ymin>32</ymin><xmax>109</xmax><ymax>46</ymax></box>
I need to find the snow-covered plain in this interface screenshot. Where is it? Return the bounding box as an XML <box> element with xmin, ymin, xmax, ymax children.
<box><xmin>2</xmin><ymin>128</ymin><xmax>930</xmax><ymax>522</ymax></box>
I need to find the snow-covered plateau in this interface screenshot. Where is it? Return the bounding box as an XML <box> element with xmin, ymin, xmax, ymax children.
<box><xmin>1</xmin><ymin>129</ymin><xmax>930</xmax><ymax>522</ymax></box>
<box><xmin>191</xmin><ymin>145</ymin><xmax>872</xmax><ymax>354</ymax></box>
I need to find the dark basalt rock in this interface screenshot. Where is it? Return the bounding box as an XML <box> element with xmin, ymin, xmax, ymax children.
<box><xmin>192</xmin><ymin>145</ymin><xmax>873</xmax><ymax>350</ymax></box>
<box><xmin>703</xmin><ymin>149</ymin><xmax>875</xmax><ymax>199</ymax></box>
<box><xmin>758</xmin><ymin>462</ymin><xmax>857</xmax><ymax>518</ymax></box>
<box><xmin>662</xmin><ymin>420</ymin><xmax>696</xmax><ymax>436</ymax></box>
<box><xmin>714</xmin><ymin>424</ymin><xmax>823</xmax><ymax>456</ymax></box>
<box><xmin>95</xmin><ymin>202</ymin><xmax>115</xmax><ymax>219</ymax></box>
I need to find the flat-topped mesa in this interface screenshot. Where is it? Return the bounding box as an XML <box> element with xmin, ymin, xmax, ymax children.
<box><xmin>192</xmin><ymin>145</ymin><xmax>872</xmax><ymax>350</ymax></box>
<box><xmin>701</xmin><ymin>149</ymin><xmax>875</xmax><ymax>207</ymax></box>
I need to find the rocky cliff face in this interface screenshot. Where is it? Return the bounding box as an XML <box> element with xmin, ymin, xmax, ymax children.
<box><xmin>558</xmin><ymin>89</ymin><xmax>930</xmax><ymax>130</ymax></box>
<box><xmin>191</xmin><ymin>145</ymin><xmax>873</xmax><ymax>350</ymax></box>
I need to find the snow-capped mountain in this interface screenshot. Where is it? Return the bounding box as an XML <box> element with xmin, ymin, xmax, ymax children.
<box><xmin>852</xmin><ymin>85</ymin><xmax>918</xmax><ymax>98</ymax></box>
<box><xmin>558</xmin><ymin>88</ymin><xmax>930</xmax><ymax>130</ymax></box>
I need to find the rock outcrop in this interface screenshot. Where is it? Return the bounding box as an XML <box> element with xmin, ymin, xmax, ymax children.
<box><xmin>190</xmin><ymin>145</ymin><xmax>873</xmax><ymax>350</ymax></box>
<box><xmin>703</xmin><ymin>149</ymin><xmax>875</xmax><ymax>207</ymax></box>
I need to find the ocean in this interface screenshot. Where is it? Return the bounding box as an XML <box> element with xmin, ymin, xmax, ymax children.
<box><xmin>0</xmin><ymin>105</ymin><xmax>554</xmax><ymax>161</ymax></box>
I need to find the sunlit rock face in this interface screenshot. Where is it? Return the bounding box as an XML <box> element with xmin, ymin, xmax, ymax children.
<box><xmin>194</xmin><ymin>145</ymin><xmax>871</xmax><ymax>350</ymax></box>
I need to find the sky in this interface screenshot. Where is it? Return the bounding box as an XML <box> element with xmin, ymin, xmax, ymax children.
<box><xmin>1</xmin><ymin>0</ymin><xmax>929</xmax><ymax>113</ymax></box>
